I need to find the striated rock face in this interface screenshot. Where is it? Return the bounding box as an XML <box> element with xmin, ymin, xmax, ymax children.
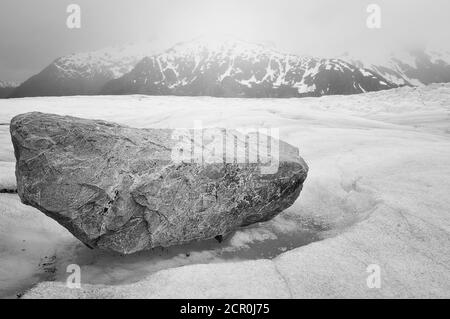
<box><xmin>10</xmin><ymin>112</ymin><xmax>308</xmax><ymax>254</ymax></box>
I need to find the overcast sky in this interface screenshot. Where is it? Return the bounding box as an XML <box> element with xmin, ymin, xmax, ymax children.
<box><xmin>1</xmin><ymin>0</ymin><xmax>449</xmax><ymax>82</ymax></box>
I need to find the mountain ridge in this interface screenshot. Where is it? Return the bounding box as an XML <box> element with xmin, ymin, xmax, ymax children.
<box><xmin>10</xmin><ymin>43</ymin><xmax>159</xmax><ymax>98</ymax></box>
<box><xmin>8</xmin><ymin>37</ymin><xmax>450</xmax><ymax>98</ymax></box>
<box><xmin>101</xmin><ymin>37</ymin><xmax>396</xmax><ymax>98</ymax></box>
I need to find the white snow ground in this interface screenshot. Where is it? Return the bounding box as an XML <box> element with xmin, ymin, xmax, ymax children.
<box><xmin>0</xmin><ymin>84</ymin><xmax>449</xmax><ymax>298</ymax></box>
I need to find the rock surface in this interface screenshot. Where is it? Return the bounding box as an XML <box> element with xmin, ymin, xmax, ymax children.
<box><xmin>10</xmin><ymin>112</ymin><xmax>308</xmax><ymax>254</ymax></box>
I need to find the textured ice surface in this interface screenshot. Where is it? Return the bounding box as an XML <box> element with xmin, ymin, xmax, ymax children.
<box><xmin>0</xmin><ymin>84</ymin><xmax>449</xmax><ymax>298</ymax></box>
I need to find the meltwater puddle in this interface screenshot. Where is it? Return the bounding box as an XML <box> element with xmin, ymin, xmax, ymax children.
<box><xmin>6</xmin><ymin>226</ymin><xmax>322</xmax><ymax>298</ymax></box>
<box><xmin>36</xmin><ymin>223</ymin><xmax>324</xmax><ymax>288</ymax></box>
<box><xmin>0</xmin><ymin>192</ymin><xmax>325</xmax><ymax>298</ymax></box>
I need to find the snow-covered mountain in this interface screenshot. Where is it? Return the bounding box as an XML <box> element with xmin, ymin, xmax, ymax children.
<box><xmin>0</xmin><ymin>81</ymin><xmax>20</xmax><ymax>88</ymax></box>
<box><xmin>8</xmin><ymin>37</ymin><xmax>450</xmax><ymax>99</ymax></box>
<box><xmin>10</xmin><ymin>43</ymin><xmax>160</xmax><ymax>98</ymax></box>
<box><xmin>102</xmin><ymin>37</ymin><xmax>395</xmax><ymax>97</ymax></box>
<box><xmin>0</xmin><ymin>81</ymin><xmax>20</xmax><ymax>98</ymax></box>
<box><xmin>341</xmin><ymin>48</ymin><xmax>450</xmax><ymax>87</ymax></box>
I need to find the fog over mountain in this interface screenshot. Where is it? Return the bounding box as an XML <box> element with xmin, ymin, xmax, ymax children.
<box><xmin>10</xmin><ymin>43</ymin><xmax>158</xmax><ymax>98</ymax></box>
<box><xmin>1</xmin><ymin>0</ymin><xmax>450</xmax><ymax>83</ymax></box>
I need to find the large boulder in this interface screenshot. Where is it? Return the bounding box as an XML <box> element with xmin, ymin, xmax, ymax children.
<box><xmin>10</xmin><ymin>112</ymin><xmax>308</xmax><ymax>254</ymax></box>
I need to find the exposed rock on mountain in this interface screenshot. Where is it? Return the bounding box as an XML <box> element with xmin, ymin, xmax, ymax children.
<box><xmin>102</xmin><ymin>37</ymin><xmax>395</xmax><ymax>97</ymax></box>
<box><xmin>9</xmin><ymin>38</ymin><xmax>450</xmax><ymax>99</ymax></box>
<box><xmin>10</xmin><ymin>112</ymin><xmax>308</xmax><ymax>254</ymax></box>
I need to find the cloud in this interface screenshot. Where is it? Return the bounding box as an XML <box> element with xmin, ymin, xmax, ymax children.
<box><xmin>1</xmin><ymin>0</ymin><xmax>449</xmax><ymax>81</ymax></box>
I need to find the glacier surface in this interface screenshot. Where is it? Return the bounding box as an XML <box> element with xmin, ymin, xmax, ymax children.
<box><xmin>0</xmin><ymin>84</ymin><xmax>449</xmax><ymax>298</ymax></box>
